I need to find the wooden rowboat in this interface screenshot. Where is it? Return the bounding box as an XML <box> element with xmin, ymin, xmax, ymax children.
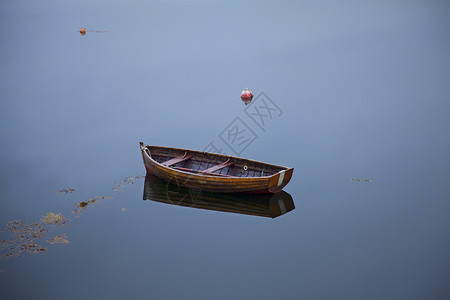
<box><xmin>140</xmin><ymin>142</ymin><xmax>293</xmax><ymax>193</ymax></box>
<box><xmin>143</xmin><ymin>173</ymin><xmax>295</xmax><ymax>218</ymax></box>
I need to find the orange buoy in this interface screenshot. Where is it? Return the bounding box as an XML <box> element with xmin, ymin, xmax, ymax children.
<box><xmin>80</xmin><ymin>27</ymin><xmax>86</xmax><ymax>36</ymax></box>
<box><xmin>240</xmin><ymin>88</ymin><xmax>253</xmax><ymax>105</ymax></box>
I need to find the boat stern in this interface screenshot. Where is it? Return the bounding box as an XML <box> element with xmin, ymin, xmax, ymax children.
<box><xmin>268</xmin><ymin>168</ymin><xmax>294</xmax><ymax>193</ymax></box>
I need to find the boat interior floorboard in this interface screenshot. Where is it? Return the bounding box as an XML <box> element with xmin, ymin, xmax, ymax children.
<box><xmin>149</xmin><ymin>149</ymin><xmax>282</xmax><ymax>178</ymax></box>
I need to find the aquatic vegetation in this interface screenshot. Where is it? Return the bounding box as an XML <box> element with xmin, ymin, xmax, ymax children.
<box><xmin>0</xmin><ymin>221</ymin><xmax>48</xmax><ymax>258</ymax></box>
<box><xmin>1</xmin><ymin>221</ymin><xmax>46</xmax><ymax>246</ymax></box>
<box><xmin>112</xmin><ymin>175</ymin><xmax>144</xmax><ymax>191</ymax></box>
<box><xmin>1</xmin><ymin>242</ymin><xmax>47</xmax><ymax>257</ymax></box>
<box><xmin>76</xmin><ymin>198</ymin><xmax>97</xmax><ymax>208</ymax></box>
<box><xmin>120</xmin><ymin>175</ymin><xmax>144</xmax><ymax>185</ymax></box>
<box><xmin>350</xmin><ymin>178</ymin><xmax>373</xmax><ymax>183</ymax></box>
<box><xmin>72</xmin><ymin>197</ymin><xmax>101</xmax><ymax>216</ymax></box>
<box><xmin>1</xmin><ymin>173</ymin><xmax>142</xmax><ymax>262</ymax></box>
<box><xmin>78</xmin><ymin>201</ymin><xmax>89</xmax><ymax>208</ymax></box>
<box><xmin>1</xmin><ymin>216</ymin><xmax>68</xmax><ymax>259</ymax></box>
<box><xmin>56</xmin><ymin>188</ymin><xmax>76</xmax><ymax>194</ymax></box>
<box><xmin>47</xmin><ymin>234</ymin><xmax>69</xmax><ymax>245</ymax></box>
<box><xmin>1</xmin><ymin>208</ymin><xmax>87</xmax><ymax>259</ymax></box>
<box><xmin>18</xmin><ymin>243</ymin><xmax>47</xmax><ymax>254</ymax></box>
<box><xmin>41</xmin><ymin>212</ymin><xmax>68</xmax><ymax>225</ymax></box>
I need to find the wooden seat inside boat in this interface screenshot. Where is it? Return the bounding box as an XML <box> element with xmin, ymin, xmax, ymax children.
<box><xmin>202</xmin><ymin>159</ymin><xmax>234</xmax><ymax>173</ymax></box>
<box><xmin>161</xmin><ymin>152</ymin><xmax>192</xmax><ymax>167</ymax></box>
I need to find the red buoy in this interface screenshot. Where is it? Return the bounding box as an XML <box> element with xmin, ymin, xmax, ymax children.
<box><xmin>240</xmin><ymin>88</ymin><xmax>253</xmax><ymax>105</ymax></box>
<box><xmin>80</xmin><ymin>27</ymin><xmax>86</xmax><ymax>36</ymax></box>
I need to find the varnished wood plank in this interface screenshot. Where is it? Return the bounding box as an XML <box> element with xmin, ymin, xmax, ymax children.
<box><xmin>161</xmin><ymin>153</ymin><xmax>192</xmax><ymax>167</ymax></box>
<box><xmin>172</xmin><ymin>167</ymin><xmax>237</xmax><ymax>177</ymax></box>
<box><xmin>202</xmin><ymin>160</ymin><xmax>234</xmax><ymax>173</ymax></box>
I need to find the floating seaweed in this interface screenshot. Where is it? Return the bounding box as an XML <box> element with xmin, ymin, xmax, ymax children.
<box><xmin>19</xmin><ymin>243</ymin><xmax>47</xmax><ymax>254</ymax></box>
<box><xmin>78</xmin><ymin>201</ymin><xmax>89</xmax><ymax>208</ymax></box>
<box><xmin>0</xmin><ymin>220</ymin><xmax>48</xmax><ymax>258</ymax></box>
<box><xmin>1</xmin><ymin>173</ymin><xmax>142</xmax><ymax>262</ymax></box>
<box><xmin>1</xmin><ymin>221</ymin><xmax>43</xmax><ymax>246</ymax></box>
<box><xmin>76</xmin><ymin>198</ymin><xmax>97</xmax><ymax>208</ymax></box>
<box><xmin>120</xmin><ymin>175</ymin><xmax>144</xmax><ymax>185</ymax></box>
<box><xmin>72</xmin><ymin>197</ymin><xmax>103</xmax><ymax>216</ymax></box>
<box><xmin>47</xmin><ymin>234</ymin><xmax>70</xmax><ymax>245</ymax></box>
<box><xmin>2</xmin><ymin>210</ymin><xmax>80</xmax><ymax>259</ymax></box>
<box><xmin>2</xmin><ymin>243</ymin><xmax>47</xmax><ymax>258</ymax></box>
<box><xmin>112</xmin><ymin>175</ymin><xmax>144</xmax><ymax>191</ymax></box>
<box><xmin>1</xmin><ymin>216</ymin><xmax>67</xmax><ymax>259</ymax></box>
<box><xmin>350</xmin><ymin>178</ymin><xmax>373</xmax><ymax>183</ymax></box>
<box><xmin>41</xmin><ymin>212</ymin><xmax>68</xmax><ymax>225</ymax></box>
<box><xmin>56</xmin><ymin>188</ymin><xmax>76</xmax><ymax>194</ymax></box>
<box><xmin>1</xmin><ymin>213</ymin><xmax>69</xmax><ymax>259</ymax></box>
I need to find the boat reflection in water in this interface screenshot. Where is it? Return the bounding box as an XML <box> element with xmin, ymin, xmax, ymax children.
<box><xmin>143</xmin><ymin>173</ymin><xmax>295</xmax><ymax>218</ymax></box>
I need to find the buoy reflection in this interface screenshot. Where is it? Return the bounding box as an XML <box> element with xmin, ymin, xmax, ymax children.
<box><xmin>79</xmin><ymin>27</ymin><xmax>108</xmax><ymax>36</ymax></box>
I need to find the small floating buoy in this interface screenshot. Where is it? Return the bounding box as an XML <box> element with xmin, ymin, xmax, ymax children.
<box><xmin>240</xmin><ymin>88</ymin><xmax>253</xmax><ymax>105</ymax></box>
<box><xmin>80</xmin><ymin>27</ymin><xmax>86</xmax><ymax>36</ymax></box>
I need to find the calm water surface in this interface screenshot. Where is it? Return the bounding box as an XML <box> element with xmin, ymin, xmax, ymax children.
<box><xmin>1</xmin><ymin>1</ymin><xmax>449</xmax><ymax>299</ymax></box>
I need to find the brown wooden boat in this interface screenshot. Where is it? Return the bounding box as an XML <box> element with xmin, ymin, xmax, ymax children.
<box><xmin>143</xmin><ymin>173</ymin><xmax>295</xmax><ymax>218</ymax></box>
<box><xmin>140</xmin><ymin>142</ymin><xmax>293</xmax><ymax>193</ymax></box>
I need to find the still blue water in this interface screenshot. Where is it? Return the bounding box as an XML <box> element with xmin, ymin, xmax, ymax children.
<box><xmin>1</xmin><ymin>1</ymin><xmax>449</xmax><ymax>299</ymax></box>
